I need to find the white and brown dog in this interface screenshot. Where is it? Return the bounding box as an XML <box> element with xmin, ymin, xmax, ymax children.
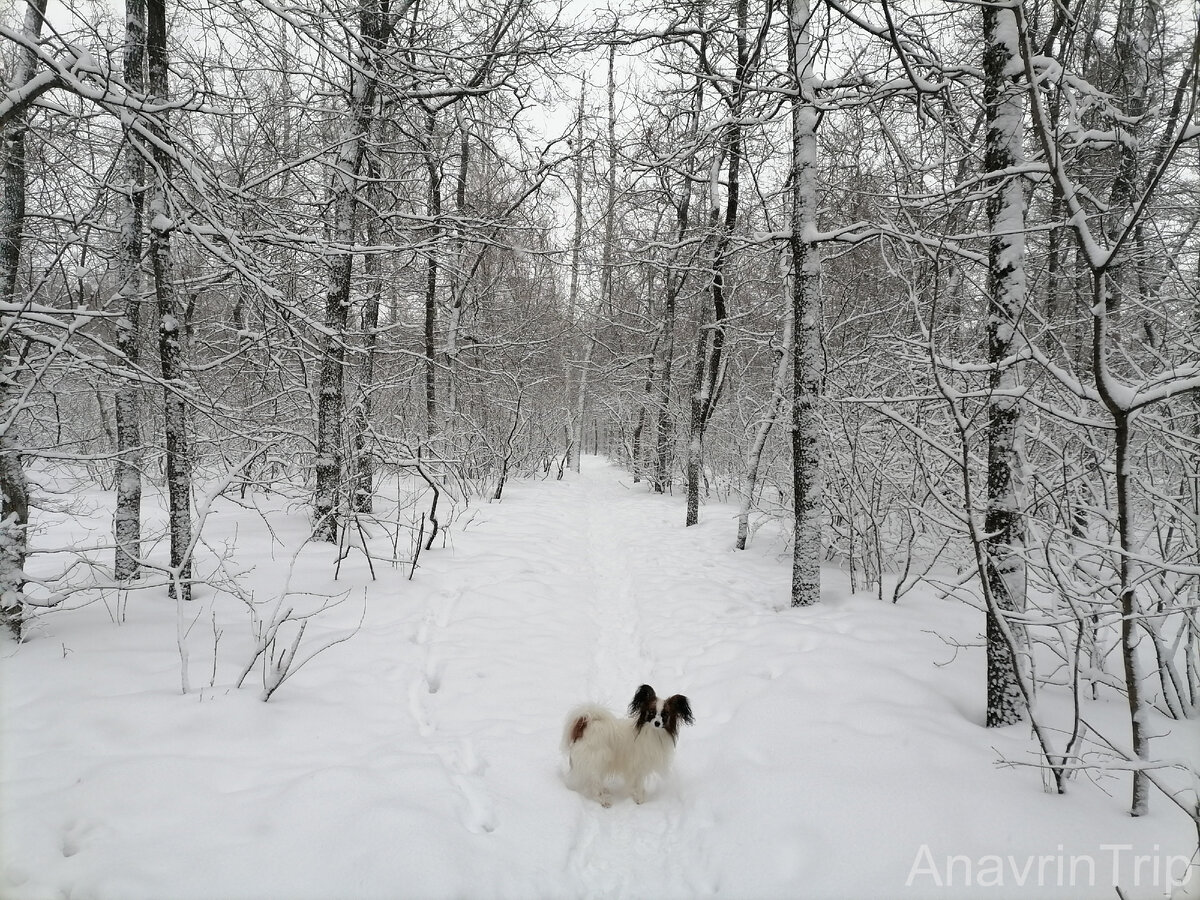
<box><xmin>561</xmin><ymin>684</ymin><xmax>693</xmax><ymax>807</ymax></box>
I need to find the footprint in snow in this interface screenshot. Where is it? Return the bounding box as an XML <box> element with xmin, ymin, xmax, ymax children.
<box><xmin>408</xmin><ymin>678</ymin><xmax>435</xmax><ymax>737</ymax></box>
<box><xmin>446</xmin><ymin>739</ymin><xmax>497</xmax><ymax>834</ymax></box>
<box><xmin>424</xmin><ymin>658</ymin><xmax>443</xmax><ymax>694</ymax></box>
<box><xmin>60</xmin><ymin>818</ymin><xmax>101</xmax><ymax>858</ymax></box>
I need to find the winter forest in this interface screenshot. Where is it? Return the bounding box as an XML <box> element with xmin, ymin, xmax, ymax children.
<box><xmin>2</xmin><ymin>0</ymin><xmax>1200</xmax><ymax>897</ymax></box>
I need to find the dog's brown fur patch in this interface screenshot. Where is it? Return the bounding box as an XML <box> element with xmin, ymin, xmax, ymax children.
<box><xmin>569</xmin><ymin>716</ymin><xmax>588</xmax><ymax>744</ymax></box>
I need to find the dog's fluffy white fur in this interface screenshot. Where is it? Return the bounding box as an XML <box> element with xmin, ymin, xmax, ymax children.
<box><xmin>561</xmin><ymin>684</ymin><xmax>693</xmax><ymax>807</ymax></box>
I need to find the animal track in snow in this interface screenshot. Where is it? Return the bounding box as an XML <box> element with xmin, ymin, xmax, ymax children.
<box><xmin>409</xmin><ymin>586</ymin><xmax>498</xmax><ymax>834</ymax></box>
<box><xmin>445</xmin><ymin>739</ymin><xmax>496</xmax><ymax>834</ymax></box>
<box><xmin>424</xmin><ymin>659</ymin><xmax>443</xmax><ymax>694</ymax></box>
<box><xmin>408</xmin><ymin>678</ymin><xmax>435</xmax><ymax>737</ymax></box>
<box><xmin>60</xmin><ymin>818</ymin><xmax>101</xmax><ymax>858</ymax></box>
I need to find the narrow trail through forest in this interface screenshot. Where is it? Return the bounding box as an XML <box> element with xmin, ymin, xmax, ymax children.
<box><xmin>405</xmin><ymin>457</ymin><xmax>722</xmax><ymax>895</ymax></box>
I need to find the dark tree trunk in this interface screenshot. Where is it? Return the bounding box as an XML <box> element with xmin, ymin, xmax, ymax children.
<box><xmin>982</xmin><ymin>0</ymin><xmax>1029</xmax><ymax>726</ymax></box>
<box><xmin>685</xmin><ymin>0</ymin><xmax>745</xmax><ymax>526</ymax></box>
<box><xmin>313</xmin><ymin>1</ymin><xmax>391</xmax><ymax>542</ymax></box>
<box><xmin>352</xmin><ymin>155</ymin><xmax>382</xmax><ymax>515</ymax></box>
<box><xmin>423</xmin><ymin>106</ymin><xmax>441</xmax><ymax>441</ymax></box>
<box><xmin>114</xmin><ymin>0</ymin><xmax>147</xmax><ymax>582</ymax></box>
<box><xmin>0</xmin><ymin>1</ymin><xmax>47</xmax><ymax>638</ymax></box>
<box><xmin>147</xmin><ymin>0</ymin><xmax>193</xmax><ymax>601</ymax></box>
<box><xmin>788</xmin><ymin>0</ymin><xmax>822</xmax><ymax>607</ymax></box>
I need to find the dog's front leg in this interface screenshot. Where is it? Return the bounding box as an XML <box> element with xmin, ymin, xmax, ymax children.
<box><xmin>630</xmin><ymin>778</ymin><xmax>646</xmax><ymax>804</ymax></box>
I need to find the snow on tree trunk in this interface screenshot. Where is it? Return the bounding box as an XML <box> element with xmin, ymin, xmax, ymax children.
<box><xmin>314</xmin><ymin>231</ymin><xmax>352</xmax><ymax>544</ymax></box>
<box><xmin>788</xmin><ymin>0</ymin><xmax>822</xmax><ymax>607</ymax></box>
<box><xmin>114</xmin><ymin>0</ymin><xmax>147</xmax><ymax>583</ymax></box>
<box><xmin>1089</xmin><ymin>270</ymin><xmax>1152</xmax><ymax>815</ymax></box>
<box><xmin>148</xmin><ymin>0</ymin><xmax>193</xmax><ymax>602</ymax></box>
<box><xmin>982</xmin><ymin>0</ymin><xmax>1028</xmax><ymax>727</ymax></box>
<box><xmin>0</xmin><ymin>0</ymin><xmax>46</xmax><ymax>638</ymax></box>
<box><xmin>1110</xmin><ymin>404</ymin><xmax>1150</xmax><ymax>815</ymax></box>
<box><xmin>1105</xmin><ymin>0</ymin><xmax>1153</xmax><ymax>315</ymax></box>
<box><xmin>314</xmin><ymin>1</ymin><xmax>388</xmax><ymax>542</ymax></box>
<box><xmin>1017</xmin><ymin>0</ymin><xmax>1198</xmax><ymax>812</ymax></box>
<box><xmin>351</xmin><ymin>154</ymin><xmax>381</xmax><ymax>515</ymax></box>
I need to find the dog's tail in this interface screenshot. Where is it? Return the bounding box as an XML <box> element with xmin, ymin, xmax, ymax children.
<box><xmin>561</xmin><ymin>703</ymin><xmax>614</xmax><ymax>752</ymax></box>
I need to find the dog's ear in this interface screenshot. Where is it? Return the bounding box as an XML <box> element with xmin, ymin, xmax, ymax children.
<box><xmin>666</xmin><ymin>694</ymin><xmax>694</xmax><ymax>725</ymax></box>
<box><xmin>629</xmin><ymin>684</ymin><xmax>657</xmax><ymax>715</ymax></box>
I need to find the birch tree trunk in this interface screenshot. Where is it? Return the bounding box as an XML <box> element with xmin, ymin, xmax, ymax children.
<box><xmin>981</xmin><ymin>0</ymin><xmax>1028</xmax><ymax>727</ymax></box>
<box><xmin>114</xmin><ymin>0</ymin><xmax>147</xmax><ymax>582</ymax></box>
<box><xmin>788</xmin><ymin>0</ymin><xmax>822</xmax><ymax>607</ymax></box>
<box><xmin>0</xmin><ymin>0</ymin><xmax>47</xmax><ymax>638</ymax></box>
<box><xmin>146</xmin><ymin>0</ymin><xmax>193</xmax><ymax>601</ymax></box>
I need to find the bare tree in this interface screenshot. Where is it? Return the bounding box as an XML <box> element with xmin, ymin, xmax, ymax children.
<box><xmin>0</xmin><ymin>0</ymin><xmax>47</xmax><ymax>638</ymax></box>
<box><xmin>313</xmin><ymin>0</ymin><xmax>403</xmax><ymax>543</ymax></box>
<box><xmin>685</xmin><ymin>0</ymin><xmax>760</xmax><ymax>527</ymax></box>
<box><xmin>1012</xmin><ymin>0</ymin><xmax>1200</xmax><ymax>814</ymax></box>
<box><xmin>652</xmin><ymin>62</ymin><xmax>704</xmax><ymax>495</ymax></box>
<box><xmin>981</xmin><ymin>0</ymin><xmax>1029</xmax><ymax>728</ymax></box>
<box><xmin>788</xmin><ymin>0</ymin><xmax>822</xmax><ymax>607</ymax></box>
<box><xmin>736</xmin><ymin>289</ymin><xmax>791</xmax><ymax>550</ymax></box>
<box><xmin>146</xmin><ymin>0</ymin><xmax>193</xmax><ymax>600</ymax></box>
<box><xmin>113</xmin><ymin>0</ymin><xmax>146</xmax><ymax>582</ymax></box>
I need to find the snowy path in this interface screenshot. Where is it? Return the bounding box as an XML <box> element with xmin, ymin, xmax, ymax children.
<box><xmin>2</xmin><ymin>457</ymin><xmax>1196</xmax><ymax>900</ymax></box>
<box><xmin>400</xmin><ymin>460</ymin><xmax>725</xmax><ymax>897</ymax></box>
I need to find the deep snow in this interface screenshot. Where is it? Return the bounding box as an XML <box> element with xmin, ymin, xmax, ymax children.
<box><xmin>2</xmin><ymin>456</ymin><xmax>1197</xmax><ymax>899</ymax></box>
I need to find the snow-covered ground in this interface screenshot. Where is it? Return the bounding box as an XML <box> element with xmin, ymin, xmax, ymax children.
<box><xmin>2</xmin><ymin>456</ymin><xmax>1196</xmax><ymax>899</ymax></box>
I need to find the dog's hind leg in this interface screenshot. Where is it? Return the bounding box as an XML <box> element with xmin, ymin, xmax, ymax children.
<box><xmin>566</xmin><ymin>761</ymin><xmax>613</xmax><ymax>807</ymax></box>
<box><xmin>584</xmin><ymin>773</ymin><xmax>613</xmax><ymax>807</ymax></box>
<box><xmin>574</xmin><ymin>774</ymin><xmax>611</xmax><ymax>807</ymax></box>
